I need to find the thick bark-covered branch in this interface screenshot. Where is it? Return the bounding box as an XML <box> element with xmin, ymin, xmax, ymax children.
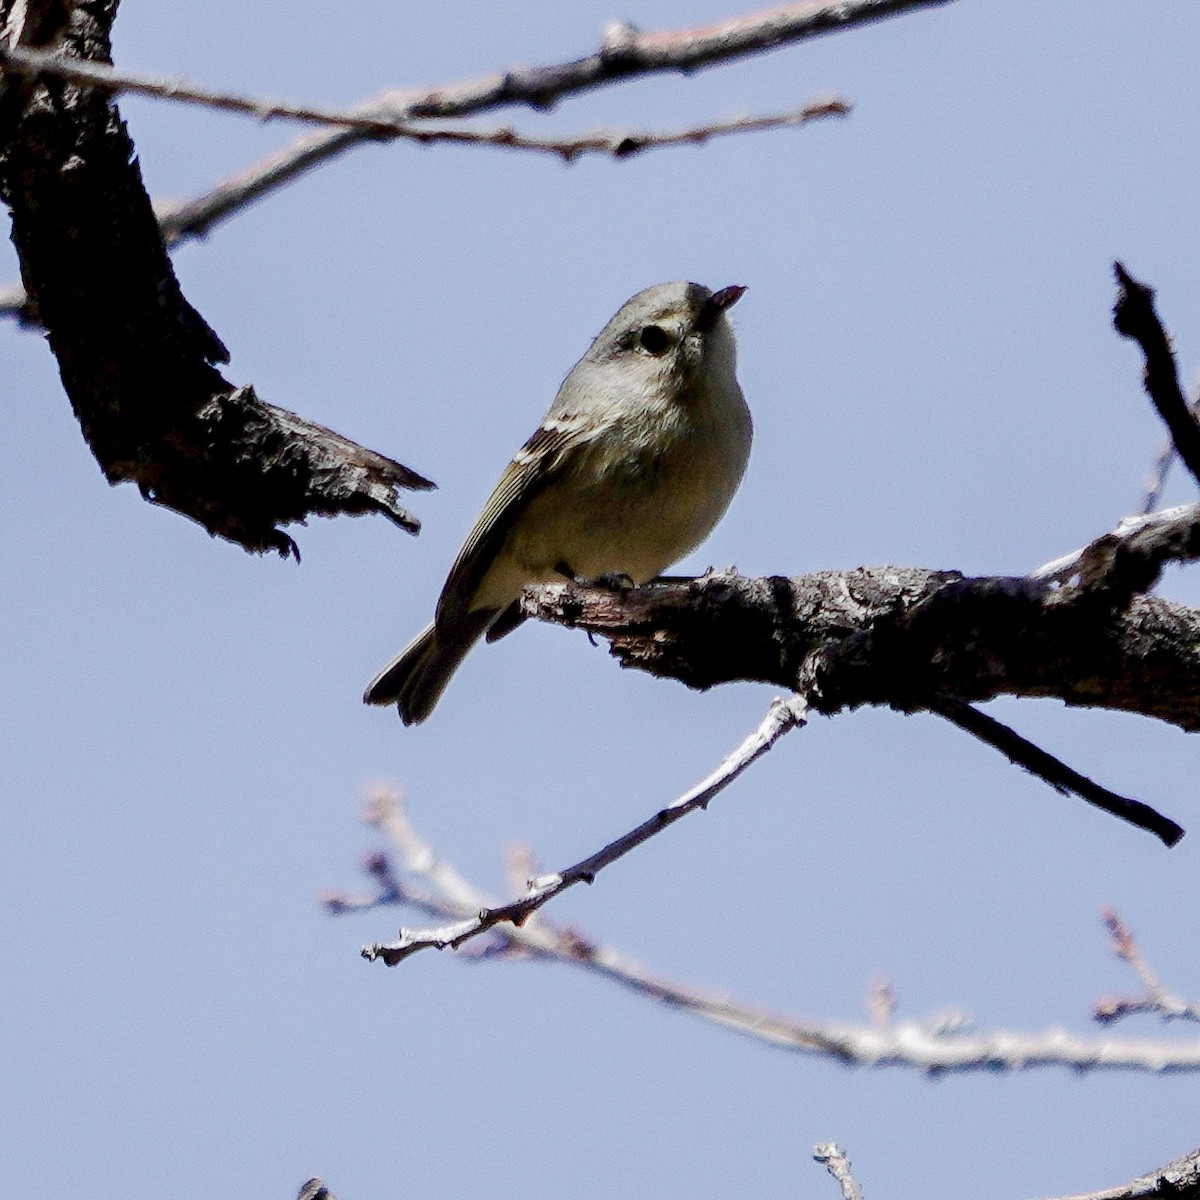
<box><xmin>0</xmin><ymin>1</ymin><xmax>431</xmax><ymax>557</ymax></box>
<box><xmin>522</xmin><ymin>567</ymin><xmax>1200</xmax><ymax>731</ymax></box>
<box><xmin>1049</xmin><ymin>1146</ymin><xmax>1200</xmax><ymax>1200</ymax></box>
<box><xmin>808</xmin><ymin>1144</ymin><xmax>1200</xmax><ymax>1200</ymax></box>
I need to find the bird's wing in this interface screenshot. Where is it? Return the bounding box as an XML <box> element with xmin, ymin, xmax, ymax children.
<box><xmin>435</xmin><ymin>414</ymin><xmax>598</xmax><ymax>627</ymax></box>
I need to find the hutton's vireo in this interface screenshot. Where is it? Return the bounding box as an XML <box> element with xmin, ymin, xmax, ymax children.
<box><xmin>364</xmin><ymin>280</ymin><xmax>751</xmax><ymax>723</ymax></box>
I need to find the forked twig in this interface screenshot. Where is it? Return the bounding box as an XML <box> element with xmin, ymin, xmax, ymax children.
<box><xmin>332</xmin><ymin>803</ymin><xmax>1200</xmax><ymax>1073</ymax></box>
<box><xmin>1094</xmin><ymin>910</ymin><xmax>1200</xmax><ymax>1025</ymax></box>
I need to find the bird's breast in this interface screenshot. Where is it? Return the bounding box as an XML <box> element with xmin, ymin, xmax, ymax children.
<box><xmin>498</xmin><ymin>384</ymin><xmax>751</xmax><ymax>589</ymax></box>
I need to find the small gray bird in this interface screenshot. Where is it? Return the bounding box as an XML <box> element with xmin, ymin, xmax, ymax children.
<box><xmin>364</xmin><ymin>280</ymin><xmax>752</xmax><ymax>724</ymax></box>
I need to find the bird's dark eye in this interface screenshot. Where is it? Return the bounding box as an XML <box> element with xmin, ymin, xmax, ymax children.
<box><xmin>638</xmin><ymin>325</ymin><xmax>671</xmax><ymax>355</ymax></box>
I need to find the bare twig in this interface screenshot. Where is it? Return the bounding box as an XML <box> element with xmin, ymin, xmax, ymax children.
<box><xmin>0</xmin><ymin>0</ymin><xmax>948</xmax><ymax>317</ymax></box>
<box><xmin>0</xmin><ymin>100</ymin><xmax>845</xmax><ymax>319</ymax></box>
<box><xmin>1113</xmin><ymin>263</ymin><xmax>1200</xmax><ymax>494</ymax></box>
<box><xmin>0</xmin><ymin>2</ymin><xmax>949</xmax><ymax>123</ymax></box>
<box><xmin>0</xmin><ymin>41</ymin><xmax>848</xmax><ymax>149</ymax></box>
<box><xmin>361</xmin><ymin>695</ymin><xmax>808</xmax><ymax>965</ymax></box>
<box><xmin>1139</xmin><ymin>377</ymin><xmax>1200</xmax><ymax>513</ymax></box>
<box><xmin>1094</xmin><ymin>910</ymin><xmax>1200</xmax><ymax>1025</ymax></box>
<box><xmin>387</xmin><ymin>97</ymin><xmax>849</xmax><ymax>161</ymax></box>
<box><xmin>929</xmin><ymin>699</ymin><xmax>1183</xmax><ymax>847</ymax></box>
<box><xmin>331</xmin><ymin>790</ymin><xmax>1200</xmax><ymax>1074</ymax></box>
<box><xmin>0</xmin><ymin>41</ymin><xmax>432</xmax><ymax>134</ymax></box>
<box><xmin>312</xmin><ymin>0</ymin><xmax>955</xmax><ymax>121</ymax></box>
<box><xmin>813</xmin><ymin>1144</ymin><xmax>865</xmax><ymax>1200</ymax></box>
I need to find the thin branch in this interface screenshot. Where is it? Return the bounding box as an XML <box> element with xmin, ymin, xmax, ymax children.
<box><xmin>0</xmin><ymin>2</ymin><xmax>950</xmax><ymax>123</ymax></box>
<box><xmin>1139</xmin><ymin>377</ymin><xmax>1200</xmax><ymax>513</ymax></box>
<box><xmin>929</xmin><ymin>699</ymin><xmax>1183</xmax><ymax>846</ymax></box>
<box><xmin>331</xmin><ymin>791</ymin><xmax>1200</xmax><ymax>1074</ymax></box>
<box><xmin>0</xmin><ymin>41</ymin><xmax>435</xmax><ymax>134</ymax></box>
<box><xmin>388</xmin><ymin>97</ymin><xmax>849</xmax><ymax>160</ymax></box>
<box><xmin>813</xmin><ymin>1144</ymin><xmax>865</xmax><ymax>1200</ymax></box>
<box><xmin>361</xmin><ymin>695</ymin><xmax>808</xmax><ymax>965</ymax></box>
<box><xmin>0</xmin><ymin>96</ymin><xmax>843</xmax><ymax>322</ymax></box>
<box><xmin>0</xmin><ymin>0</ymin><xmax>949</xmax><ymax>317</ymax></box>
<box><xmin>0</xmin><ymin>41</ymin><xmax>850</xmax><ymax>149</ymax></box>
<box><xmin>1113</xmin><ymin>262</ymin><xmax>1200</xmax><ymax>493</ymax></box>
<box><xmin>1094</xmin><ymin>910</ymin><xmax>1200</xmax><ymax>1025</ymax></box>
<box><xmin>317</xmin><ymin>0</ymin><xmax>956</xmax><ymax>121</ymax></box>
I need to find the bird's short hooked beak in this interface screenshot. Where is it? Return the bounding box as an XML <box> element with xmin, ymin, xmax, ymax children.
<box><xmin>695</xmin><ymin>284</ymin><xmax>747</xmax><ymax>332</ymax></box>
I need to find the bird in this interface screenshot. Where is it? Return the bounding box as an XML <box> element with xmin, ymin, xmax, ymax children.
<box><xmin>364</xmin><ymin>280</ymin><xmax>752</xmax><ymax>724</ymax></box>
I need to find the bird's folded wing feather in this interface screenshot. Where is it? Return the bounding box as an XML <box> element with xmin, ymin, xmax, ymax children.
<box><xmin>434</xmin><ymin>413</ymin><xmax>603</xmax><ymax>626</ymax></box>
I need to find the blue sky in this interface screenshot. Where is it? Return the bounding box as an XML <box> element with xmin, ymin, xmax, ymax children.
<box><xmin>5</xmin><ymin>3</ymin><xmax>1200</xmax><ymax>1197</ymax></box>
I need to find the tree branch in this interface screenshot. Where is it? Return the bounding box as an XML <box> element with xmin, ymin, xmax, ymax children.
<box><xmin>0</xmin><ymin>0</ymin><xmax>938</xmax><ymax>319</ymax></box>
<box><xmin>930</xmin><ymin>699</ymin><xmax>1182</xmax><ymax>846</ymax></box>
<box><xmin>361</xmin><ymin>696</ymin><xmax>808</xmax><ymax>965</ymax></box>
<box><xmin>0</xmin><ymin>38</ymin><xmax>848</xmax><ymax>151</ymax></box>
<box><xmin>0</xmin><ymin>96</ymin><xmax>847</xmax><ymax>321</ymax></box>
<box><xmin>331</xmin><ymin>790</ymin><xmax>1200</xmax><ymax>1075</ymax></box>
<box><xmin>520</xmin><ymin>568</ymin><xmax>1200</xmax><ymax>733</ymax></box>
<box><xmin>1113</xmin><ymin>262</ymin><xmax>1200</xmax><ymax>494</ymax></box>
<box><xmin>1046</xmin><ymin>1146</ymin><xmax>1200</xmax><ymax>1200</ymax></box>
<box><xmin>0</xmin><ymin>2</ymin><xmax>952</xmax><ymax>122</ymax></box>
<box><xmin>1031</xmin><ymin>503</ymin><xmax>1200</xmax><ymax>595</ymax></box>
<box><xmin>0</xmin><ymin>0</ymin><xmax>431</xmax><ymax>555</ymax></box>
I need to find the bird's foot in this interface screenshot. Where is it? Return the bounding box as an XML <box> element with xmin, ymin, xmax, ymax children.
<box><xmin>554</xmin><ymin>562</ymin><xmax>635</xmax><ymax>591</ymax></box>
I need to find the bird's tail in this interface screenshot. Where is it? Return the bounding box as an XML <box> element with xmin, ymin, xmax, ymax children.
<box><xmin>362</xmin><ymin>612</ymin><xmax>493</xmax><ymax>725</ymax></box>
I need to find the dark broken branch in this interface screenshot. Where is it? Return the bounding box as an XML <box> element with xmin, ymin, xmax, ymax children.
<box><xmin>1113</xmin><ymin>262</ymin><xmax>1200</xmax><ymax>495</ymax></box>
<box><xmin>0</xmin><ymin>2</ymin><xmax>431</xmax><ymax>557</ymax></box>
